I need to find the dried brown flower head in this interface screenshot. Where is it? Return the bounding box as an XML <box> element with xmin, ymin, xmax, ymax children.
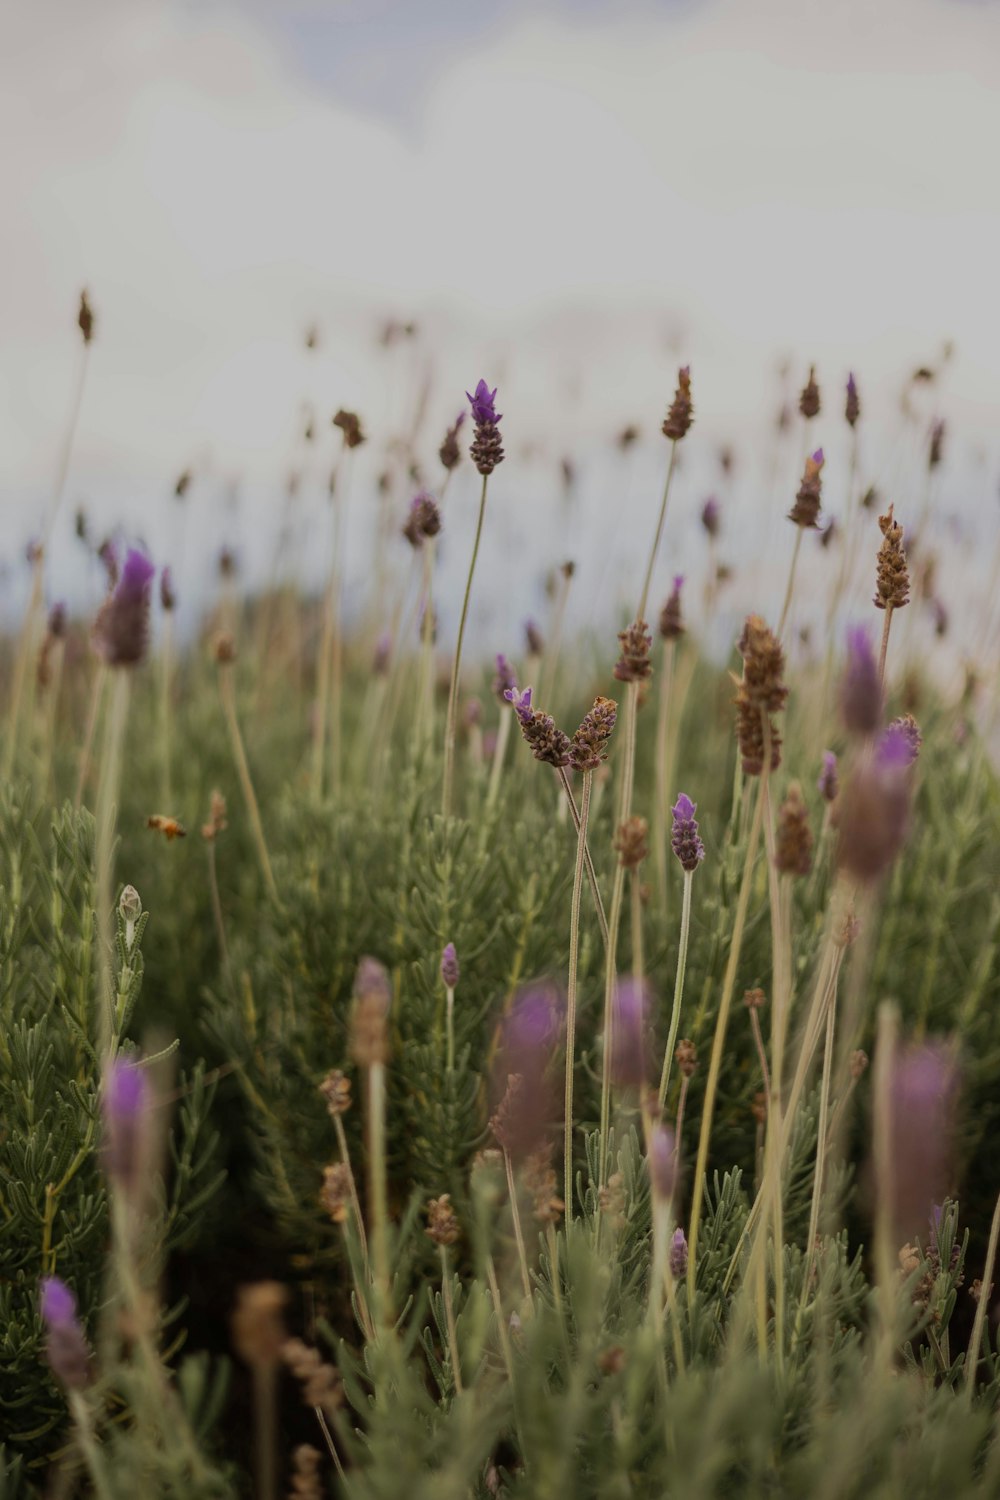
<box><xmin>283</xmin><ymin>1338</ymin><xmax>342</xmax><ymax>1417</ymax></box>
<box><xmin>744</xmin><ymin>987</ymin><xmax>766</xmax><ymax>1011</ymax></box>
<box><xmin>201</xmin><ymin>789</ymin><xmax>228</xmax><ymax>841</ymax></box>
<box><xmin>614</xmin><ymin>815</ymin><xmax>649</xmax><ymax>870</ymax></box>
<box><xmin>319</xmin><ymin>1069</ymin><xmax>351</xmax><ymax>1117</ymax></box>
<box><xmin>874</xmin><ymin>505</ymin><xmax>910</xmax><ymax>611</ymax></box>
<box><xmin>662</xmin><ymin>366</ymin><xmax>694</xmax><ymax>441</ymax></box>
<box><xmin>675</xmin><ymin>1038</ymin><xmax>698</xmax><ymax>1078</ymax></box>
<box><xmin>774</xmin><ymin>782</ymin><xmax>813</xmax><ymax>877</ymax></box>
<box><xmin>523</xmin><ymin>1149</ymin><xmax>564</xmax><ymax>1225</ymax></box>
<box><xmin>231</xmin><ymin>1282</ymin><xmax>287</xmax><ymax>1369</ymax></box>
<box><xmin>78</xmin><ymin>289</ymin><xmax>95</xmax><ymax>344</ymax></box>
<box><xmin>319</xmin><ymin>1163</ymin><xmax>352</xmax><ymax>1223</ymax></box>
<box><xmin>569</xmin><ymin>695</ymin><xmax>617</xmax><ymax>772</ymax></box>
<box><xmin>350</xmin><ymin>957</ymin><xmax>391</xmax><ymax>1067</ymax></box>
<box><xmin>788</xmin><ymin>448</ymin><xmax>825</xmax><ymax>529</ymax></box>
<box><xmin>614</xmin><ymin>619</ymin><xmax>653</xmax><ymax>683</ymax></box>
<box><xmin>332</xmin><ymin>409</ymin><xmax>365</xmax><ymax>448</ymax></box>
<box><xmin>734</xmin><ymin>615</ymin><xmax>787</xmax><ymax>776</ymax></box>
<box><xmin>798</xmin><ymin>364</ymin><xmax>820</xmax><ymax>419</ymax></box>
<box><xmin>426</xmin><ymin>1194</ymin><xmax>461</xmax><ymax>1247</ymax></box>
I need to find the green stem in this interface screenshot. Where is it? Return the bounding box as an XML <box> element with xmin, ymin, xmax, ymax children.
<box><xmin>687</xmin><ymin>781</ymin><xmax>765</xmax><ymax>1295</ymax></box>
<box><xmin>598</xmin><ymin>682</ymin><xmax>638</xmax><ymax>1190</ymax></box>
<box><xmin>637</xmin><ymin>442</ymin><xmax>678</xmax><ymax>624</ymax></box>
<box><xmin>442</xmin><ymin>475</ymin><xmax>489</xmax><ymax>817</ymax></box>
<box><xmin>777</xmin><ymin>527</ymin><xmax>803</xmax><ymax>642</ymax></box>
<box><xmin>564</xmin><ymin>769</ymin><xmax>592</xmax><ymax>1215</ymax></box>
<box><xmin>218</xmin><ymin>663</ymin><xmax>278</xmax><ymax>903</ymax></box>
<box><xmin>95</xmin><ymin>671</ymin><xmax>130</xmax><ymax>1056</ymax></box>
<box><xmin>658</xmin><ymin>869</ymin><xmax>694</xmax><ymax>1110</ymax></box>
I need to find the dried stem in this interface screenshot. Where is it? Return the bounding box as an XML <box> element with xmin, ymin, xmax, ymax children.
<box><xmin>564</xmin><ymin>768</ymin><xmax>592</xmax><ymax>1215</ymax></box>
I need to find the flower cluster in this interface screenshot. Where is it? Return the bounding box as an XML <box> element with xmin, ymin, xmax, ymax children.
<box><xmin>467</xmin><ymin>379</ymin><xmax>504</xmax><ymax>476</ymax></box>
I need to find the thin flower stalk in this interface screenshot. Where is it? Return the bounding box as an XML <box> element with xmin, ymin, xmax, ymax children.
<box><xmin>442</xmin><ymin>475</ymin><xmax>489</xmax><ymax>816</ymax></box>
<box><xmin>95</xmin><ymin>670</ymin><xmax>130</xmax><ymax>1054</ymax></box>
<box><xmin>485</xmin><ymin>704</ymin><xmax>513</xmax><ymax>814</ymax></box>
<box><xmin>965</xmin><ymin>1189</ymin><xmax>1000</xmax><ymax>1399</ymax></box>
<box><xmin>3</xmin><ymin>552</ymin><xmax>45</xmax><ymax>781</ymax></box>
<box><xmin>637</xmin><ymin>441</ymin><xmax>679</xmax><ymax>625</ymax></box>
<box><xmin>564</xmin><ymin>768</ymin><xmax>592</xmax><ymax>1214</ymax></box>
<box><xmin>557</xmin><ymin>767</ymin><xmax>609</xmax><ymax>949</ymax></box>
<box><xmin>539</xmin><ymin>563</ymin><xmax>574</xmax><ymax>708</ymax></box>
<box><xmin>598</xmin><ymin>686</ymin><xmax>638</xmax><ymax>1190</ymax></box>
<box><xmin>159</xmin><ymin>604</ymin><xmax>174</xmax><ymax>809</ymax></box>
<box><xmin>503</xmin><ymin>1148</ymin><xmax>533</xmax><ymax>1304</ymax></box>
<box><xmin>657</xmin><ymin>869</ymin><xmax>694</xmax><ymax>1110</ymax></box>
<box><xmin>218</xmin><ymin>655</ymin><xmax>279</xmax><ymax>903</ymax></box>
<box><xmin>777</xmin><ymin>528</ymin><xmax>803</xmax><ymax>641</ymax></box>
<box><xmin>311</xmin><ymin>447</ymin><xmax>353</xmax><ymax>801</ymax></box>
<box><xmin>368</xmin><ymin>1058</ymin><xmax>392</xmax><ymax>1327</ymax></box>
<box><xmin>687</xmin><ymin>783</ymin><xmax>766</xmax><ymax>1294</ymax></box>
<box><xmin>872</xmin><ymin>1003</ymin><xmax>901</xmax><ymax>1376</ymax></box>
<box><xmin>653</xmin><ymin>637</ymin><xmax>677</xmax><ymax>899</ymax></box>
<box><xmin>799</xmin><ymin>990</ymin><xmax>837</xmax><ymax>1308</ymax></box>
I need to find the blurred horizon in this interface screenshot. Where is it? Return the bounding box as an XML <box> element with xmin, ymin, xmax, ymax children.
<box><xmin>2</xmin><ymin>0</ymin><xmax>998</xmax><ymax>659</ymax></box>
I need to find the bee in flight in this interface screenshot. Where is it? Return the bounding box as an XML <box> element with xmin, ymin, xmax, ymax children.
<box><xmin>146</xmin><ymin>815</ymin><xmax>187</xmax><ymax>841</ymax></box>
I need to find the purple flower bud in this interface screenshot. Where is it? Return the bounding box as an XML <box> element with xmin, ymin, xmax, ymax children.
<box><xmin>659</xmin><ymin>576</ymin><xmax>685</xmax><ymax>640</ymax></box>
<box><xmin>504</xmin><ymin>684</ymin><xmax>533</xmax><ymax>723</ymax></box>
<box><xmin>610</xmin><ymin>979</ymin><xmax>649</xmax><ymax>1089</ymax></box>
<box><xmin>648</xmin><ymin>1123</ymin><xmax>677</xmax><ymax>1201</ymax></box>
<box><xmin>92</xmin><ymin>548</ymin><xmax>156</xmax><ymax>667</ymax></box>
<box><xmin>671</xmin><ymin>793</ymin><xmax>705</xmax><ymax>872</ymax></box>
<box><xmin>700</xmin><ymin>496</ymin><xmax>721</xmax><ymax>538</ymax></box>
<box><xmin>840</xmin><ymin>625</ymin><xmax>883</xmax><ymax>734</ymax></box>
<box><xmin>491</xmin><ymin>984</ymin><xmax>563</xmax><ymax>1159</ymax></box>
<box><xmin>879</xmin><ymin>717</ymin><xmax>921</xmax><ymax>768</ymax></box>
<box><xmin>101</xmin><ymin>1057</ymin><xmax>150</xmax><ymax>1195</ymax></box>
<box><xmin>669</xmin><ymin>1226</ymin><xmax>688</xmax><ymax>1277</ymax></box>
<box><xmin>47</xmin><ymin>602</ymin><xmax>67</xmax><ymax>639</ymax></box>
<box><xmin>466</xmin><ymin>379</ymin><xmax>501</xmax><ymax>425</ymax></box>
<box><xmin>493</xmin><ymin>654</ymin><xmax>517</xmax><ymax>703</ymax></box>
<box><xmin>845</xmin><ymin>372</ymin><xmax>860</xmax><ymax>427</ymax></box>
<box><xmin>817</xmin><ymin>750</ymin><xmax>839</xmax><ymax>803</ymax></box>
<box><xmin>39</xmin><ymin>1277</ymin><xmax>91</xmax><ymax>1390</ymax></box>
<box><xmin>441</xmin><ymin>943</ymin><xmax>460</xmax><ymax>989</ymax></box>
<box><xmin>884</xmin><ymin>1041</ymin><xmax>959</xmax><ymax>1238</ymax></box>
<box><xmin>836</xmin><ymin>735</ymin><xmax>912</xmax><ymax>882</ymax></box>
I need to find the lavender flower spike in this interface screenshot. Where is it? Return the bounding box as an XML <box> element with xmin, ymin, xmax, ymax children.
<box><xmin>441</xmin><ymin>942</ymin><xmax>460</xmax><ymax>989</ymax></box>
<box><xmin>40</xmin><ymin>1277</ymin><xmax>91</xmax><ymax>1390</ymax></box>
<box><xmin>648</xmin><ymin>1123</ymin><xmax>677</xmax><ymax>1201</ymax></box>
<box><xmin>101</xmin><ymin>1056</ymin><xmax>150</xmax><ymax>1195</ymax></box>
<box><xmin>92</xmin><ymin>547</ymin><xmax>156</xmax><ymax>666</ymax></box>
<box><xmin>610</xmin><ymin>978</ymin><xmax>649</xmax><ymax>1088</ymax></box>
<box><xmin>841</xmin><ymin>624</ymin><xmax>882</xmax><ymax>734</ymax></box>
<box><xmin>669</xmin><ymin>1226</ymin><xmax>688</xmax><ymax>1277</ymax></box>
<box><xmin>671</xmin><ymin>793</ymin><xmax>705</xmax><ymax>872</ymax></box>
<box><xmin>466</xmin><ymin>379</ymin><xmax>501</xmax><ymax>425</ymax></box>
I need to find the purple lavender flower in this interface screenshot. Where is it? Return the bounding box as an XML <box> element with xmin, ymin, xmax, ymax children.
<box><xmin>836</xmin><ymin>731</ymin><xmax>912</xmax><ymax>882</ymax></box>
<box><xmin>610</xmin><ymin>978</ymin><xmax>649</xmax><ymax>1089</ymax></box>
<box><xmin>92</xmin><ymin>548</ymin><xmax>156</xmax><ymax>667</ymax></box>
<box><xmin>659</xmin><ymin>575</ymin><xmax>685</xmax><ymax>640</ymax></box>
<box><xmin>504</xmin><ymin>684</ymin><xmax>533</xmax><ymax>723</ymax></box>
<box><xmin>881</xmin><ymin>715</ymin><xmax>922</xmax><ymax>767</ymax></box>
<box><xmin>700</xmin><ymin>496</ymin><xmax>721</xmax><ymax>538</ymax></box>
<box><xmin>840</xmin><ymin>624</ymin><xmax>882</xmax><ymax>735</ymax></box>
<box><xmin>40</xmin><ymin>1277</ymin><xmax>91</xmax><ymax>1390</ymax></box>
<box><xmin>647</xmin><ymin>1123</ymin><xmax>677</xmax><ymax>1200</ymax></box>
<box><xmin>817</xmin><ymin>750</ymin><xmax>839</xmax><ymax>803</ymax></box>
<box><xmin>668</xmin><ymin>1226</ymin><xmax>688</xmax><ymax>1277</ymax></box>
<box><xmin>441</xmin><ymin>943</ymin><xmax>460</xmax><ymax>989</ymax></box>
<box><xmin>101</xmin><ymin>1057</ymin><xmax>150</xmax><ymax>1195</ymax></box>
<box><xmin>493</xmin><ymin>653</ymin><xmax>517</xmax><ymax>703</ymax></box>
<box><xmin>885</xmin><ymin>1041</ymin><xmax>960</xmax><ymax>1238</ymax></box>
<box><xmin>466</xmin><ymin>380</ymin><xmax>501</xmax><ymax>425</ymax></box>
<box><xmin>491</xmin><ymin>984</ymin><xmax>563</xmax><ymax>1159</ymax></box>
<box><xmin>845</xmin><ymin>372</ymin><xmax>860</xmax><ymax>427</ymax></box>
<box><xmin>671</xmin><ymin>794</ymin><xmax>705</xmax><ymax>873</ymax></box>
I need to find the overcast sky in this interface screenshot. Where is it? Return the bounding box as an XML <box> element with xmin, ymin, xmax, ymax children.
<box><xmin>2</xmin><ymin>0</ymin><xmax>999</xmax><ymax>640</ymax></box>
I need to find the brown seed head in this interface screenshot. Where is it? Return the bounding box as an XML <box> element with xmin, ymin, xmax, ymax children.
<box><xmin>332</xmin><ymin>409</ymin><xmax>365</xmax><ymax>448</ymax></box>
<box><xmin>319</xmin><ymin>1162</ymin><xmax>352</xmax><ymax>1223</ymax></box>
<box><xmin>614</xmin><ymin>619</ymin><xmax>653</xmax><ymax>683</ymax></box>
<box><xmin>751</xmin><ymin>1091</ymin><xmax>768</xmax><ymax>1124</ymax></box>
<box><xmin>798</xmin><ymin>364</ymin><xmax>820</xmax><ymax>419</ymax></box>
<box><xmin>850</xmin><ymin>1049</ymin><xmax>869</xmax><ymax>1080</ymax></box>
<box><xmin>283</xmin><ymin>1338</ymin><xmax>343</xmax><ymax>1417</ymax></box>
<box><xmin>662</xmin><ymin>366</ymin><xmax>694</xmax><ymax>441</ymax></box>
<box><xmin>200</xmin><ymin>789</ymin><xmax>228</xmax><ymax>841</ymax></box>
<box><xmin>614</xmin><ymin>815</ymin><xmax>649</xmax><ymax>870</ymax></box>
<box><xmin>569</xmin><ymin>695</ymin><xmax>617</xmax><ymax>772</ymax></box>
<box><xmin>774</xmin><ymin>782</ymin><xmax>813</xmax><ymax>877</ymax></box>
<box><xmin>319</xmin><ymin>1069</ymin><xmax>352</xmax><ymax>1117</ymax></box>
<box><xmin>788</xmin><ymin>449</ymin><xmax>824</xmax><ymax>529</ymax></box>
<box><xmin>78</xmin><ymin>289</ymin><xmax>95</xmax><ymax>344</ymax></box>
<box><xmin>231</xmin><ymin>1282</ymin><xmax>287</xmax><ymax>1369</ymax></box>
<box><xmin>744</xmin><ymin>988</ymin><xmax>766</xmax><ymax>1011</ymax></box>
<box><xmin>523</xmin><ymin>1148</ymin><xmax>564</xmax><ymax>1225</ymax></box>
<box><xmin>874</xmin><ymin>505</ymin><xmax>910</xmax><ymax>611</ymax></box>
<box><xmin>675</xmin><ymin>1038</ymin><xmax>698</xmax><ymax>1078</ymax></box>
<box><xmin>214</xmin><ymin>632</ymin><xmax>237</xmax><ymax>665</ymax></box>
<box><xmin>426</xmin><ymin>1193</ymin><xmax>461</xmax><ymax>1247</ymax></box>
